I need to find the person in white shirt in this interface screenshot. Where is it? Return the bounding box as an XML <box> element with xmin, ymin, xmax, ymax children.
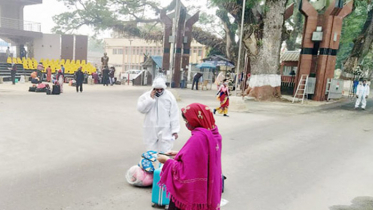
<box><xmin>355</xmin><ymin>79</ymin><xmax>370</xmax><ymax>110</ymax></box>
<box><xmin>137</xmin><ymin>77</ymin><xmax>180</xmax><ymax>152</ymax></box>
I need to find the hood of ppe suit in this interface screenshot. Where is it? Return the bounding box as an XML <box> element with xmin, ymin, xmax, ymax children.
<box><xmin>152</xmin><ymin>77</ymin><xmax>167</xmax><ymax>89</ymax></box>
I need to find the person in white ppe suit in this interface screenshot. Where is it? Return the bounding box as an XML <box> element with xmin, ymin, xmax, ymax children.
<box><xmin>355</xmin><ymin>79</ymin><xmax>370</xmax><ymax>110</ymax></box>
<box><xmin>137</xmin><ymin>77</ymin><xmax>180</xmax><ymax>152</ymax></box>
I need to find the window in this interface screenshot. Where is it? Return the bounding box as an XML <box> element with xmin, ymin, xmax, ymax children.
<box><xmin>113</xmin><ymin>48</ymin><xmax>123</xmax><ymax>55</ymax></box>
<box><xmin>125</xmin><ymin>47</ymin><xmax>129</xmax><ymax>54</ymax></box>
<box><xmin>193</xmin><ymin>47</ymin><xmax>197</xmax><ymax>54</ymax></box>
<box><xmin>198</xmin><ymin>48</ymin><xmax>202</xmax><ymax>56</ymax></box>
<box><xmin>283</xmin><ymin>66</ymin><xmax>297</xmax><ymax>76</ymax></box>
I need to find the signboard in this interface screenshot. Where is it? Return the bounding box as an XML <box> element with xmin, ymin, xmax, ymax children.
<box><xmin>326</xmin><ymin>79</ymin><xmax>344</xmax><ymax>100</ymax></box>
<box><xmin>306</xmin><ymin>77</ymin><xmax>316</xmax><ymax>94</ymax></box>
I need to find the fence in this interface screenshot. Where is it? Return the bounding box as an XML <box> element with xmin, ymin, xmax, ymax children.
<box><xmin>0</xmin><ymin>17</ymin><xmax>41</xmax><ymax>32</ymax></box>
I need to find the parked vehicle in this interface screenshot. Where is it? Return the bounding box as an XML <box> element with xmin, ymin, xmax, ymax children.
<box><xmin>121</xmin><ymin>69</ymin><xmax>143</xmax><ymax>81</ymax></box>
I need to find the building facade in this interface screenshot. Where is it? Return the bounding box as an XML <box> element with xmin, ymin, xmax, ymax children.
<box><xmin>104</xmin><ymin>38</ymin><xmax>207</xmax><ymax>73</ymax></box>
<box><xmin>0</xmin><ymin>0</ymin><xmax>42</xmax><ymax>61</ymax></box>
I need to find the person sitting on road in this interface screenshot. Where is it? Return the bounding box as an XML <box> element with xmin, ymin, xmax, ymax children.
<box><xmin>157</xmin><ymin>103</ymin><xmax>222</xmax><ymax>210</ymax></box>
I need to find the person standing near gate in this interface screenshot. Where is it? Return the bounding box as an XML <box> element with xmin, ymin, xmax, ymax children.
<box><xmin>355</xmin><ymin>79</ymin><xmax>370</xmax><ymax>110</ymax></box>
<box><xmin>11</xmin><ymin>63</ymin><xmax>17</xmax><ymax>85</ymax></box>
<box><xmin>75</xmin><ymin>67</ymin><xmax>84</xmax><ymax>93</ymax></box>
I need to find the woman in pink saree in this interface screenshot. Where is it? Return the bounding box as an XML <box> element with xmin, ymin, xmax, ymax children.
<box><xmin>157</xmin><ymin>103</ymin><xmax>222</xmax><ymax>210</ymax></box>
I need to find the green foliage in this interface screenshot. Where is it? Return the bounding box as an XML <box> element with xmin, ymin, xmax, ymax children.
<box><xmin>361</xmin><ymin>52</ymin><xmax>373</xmax><ymax>71</ymax></box>
<box><xmin>336</xmin><ymin>3</ymin><xmax>369</xmax><ymax>69</ymax></box>
<box><xmin>88</xmin><ymin>37</ymin><xmax>105</xmax><ymax>52</ymax></box>
<box><xmin>206</xmin><ymin>47</ymin><xmax>224</xmax><ymax>57</ymax></box>
<box><xmin>198</xmin><ymin>12</ymin><xmax>225</xmax><ymax>38</ymax></box>
<box><xmin>285</xmin><ymin>0</ymin><xmax>303</xmax><ymax>50</ymax></box>
<box><xmin>52</xmin><ymin>0</ymin><xmax>161</xmax><ymax>35</ymax></box>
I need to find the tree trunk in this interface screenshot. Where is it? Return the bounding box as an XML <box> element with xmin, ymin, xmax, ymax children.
<box><xmin>245</xmin><ymin>0</ymin><xmax>287</xmax><ymax>100</ymax></box>
<box><xmin>343</xmin><ymin>8</ymin><xmax>373</xmax><ymax>74</ymax></box>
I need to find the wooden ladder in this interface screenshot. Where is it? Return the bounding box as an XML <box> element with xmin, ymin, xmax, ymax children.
<box><xmin>292</xmin><ymin>74</ymin><xmax>309</xmax><ymax>104</ymax></box>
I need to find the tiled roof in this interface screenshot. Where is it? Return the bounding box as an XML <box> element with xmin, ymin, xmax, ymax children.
<box><xmin>281</xmin><ymin>51</ymin><xmax>300</xmax><ymax>62</ymax></box>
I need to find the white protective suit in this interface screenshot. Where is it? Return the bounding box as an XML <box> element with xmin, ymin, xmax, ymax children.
<box><xmin>355</xmin><ymin>83</ymin><xmax>370</xmax><ymax>109</ymax></box>
<box><xmin>137</xmin><ymin>77</ymin><xmax>180</xmax><ymax>152</ymax></box>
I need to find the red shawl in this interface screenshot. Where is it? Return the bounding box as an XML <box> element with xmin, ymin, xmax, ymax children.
<box><xmin>160</xmin><ymin>103</ymin><xmax>222</xmax><ymax>210</ymax></box>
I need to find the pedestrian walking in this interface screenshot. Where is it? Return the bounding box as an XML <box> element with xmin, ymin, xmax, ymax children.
<box><xmin>191</xmin><ymin>72</ymin><xmax>203</xmax><ymax>90</ymax></box>
<box><xmin>75</xmin><ymin>67</ymin><xmax>84</xmax><ymax>93</ymax></box>
<box><xmin>157</xmin><ymin>103</ymin><xmax>222</xmax><ymax>210</ymax></box>
<box><xmin>214</xmin><ymin>79</ymin><xmax>230</xmax><ymax>117</ymax></box>
<box><xmin>137</xmin><ymin>77</ymin><xmax>180</xmax><ymax>152</ymax></box>
<box><xmin>355</xmin><ymin>79</ymin><xmax>370</xmax><ymax>110</ymax></box>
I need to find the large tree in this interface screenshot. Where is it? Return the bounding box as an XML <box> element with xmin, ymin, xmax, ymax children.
<box><xmin>210</xmin><ymin>0</ymin><xmax>290</xmax><ymax>99</ymax></box>
<box><xmin>53</xmin><ymin>0</ymin><xmax>290</xmax><ymax>100</ymax></box>
<box><xmin>52</xmin><ymin>0</ymin><xmax>229</xmax><ymax>57</ymax></box>
<box><xmin>341</xmin><ymin>0</ymin><xmax>373</xmax><ymax>77</ymax></box>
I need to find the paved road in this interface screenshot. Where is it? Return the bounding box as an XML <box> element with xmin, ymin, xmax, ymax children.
<box><xmin>0</xmin><ymin>83</ymin><xmax>372</xmax><ymax>210</ymax></box>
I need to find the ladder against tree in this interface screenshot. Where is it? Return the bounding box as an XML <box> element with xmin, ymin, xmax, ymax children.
<box><xmin>292</xmin><ymin>74</ymin><xmax>309</xmax><ymax>104</ymax></box>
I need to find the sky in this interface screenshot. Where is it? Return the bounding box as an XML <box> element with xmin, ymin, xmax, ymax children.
<box><xmin>24</xmin><ymin>0</ymin><xmax>66</xmax><ymax>34</ymax></box>
<box><xmin>24</xmin><ymin>0</ymin><xmax>210</xmax><ymax>38</ymax></box>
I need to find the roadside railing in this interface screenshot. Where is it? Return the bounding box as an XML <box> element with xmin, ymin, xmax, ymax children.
<box><xmin>0</xmin><ymin>17</ymin><xmax>41</xmax><ymax>32</ymax></box>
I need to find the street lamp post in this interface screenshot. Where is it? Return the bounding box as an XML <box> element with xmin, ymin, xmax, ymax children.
<box><xmin>128</xmin><ymin>39</ymin><xmax>133</xmax><ymax>85</ymax></box>
<box><xmin>235</xmin><ymin>0</ymin><xmax>247</xmax><ymax>97</ymax></box>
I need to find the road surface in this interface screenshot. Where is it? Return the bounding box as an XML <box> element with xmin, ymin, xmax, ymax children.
<box><xmin>0</xmin><ymin>83</ymin><xmax>372</xmax><ymax>210</ymax></box>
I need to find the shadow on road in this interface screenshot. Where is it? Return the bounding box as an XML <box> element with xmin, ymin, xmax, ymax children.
<box><xmin>317</xmin><ymin>97</ymin><xmax>373</xmax><ymax>114</ymax></box>
<box><xmin>330</xmin><ymin>196</ymin><xmax>373</xmax><ymax>210</ymax></box>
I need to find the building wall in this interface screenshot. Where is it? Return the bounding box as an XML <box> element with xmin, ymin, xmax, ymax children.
<box><xmin>104</xmin><ymin>38</ymin><xmax>207</xmax><ymax>73</ymax></box>
<box><xmin>75</xmin><ymin>35</ymin><xmax>88</xmax><ymax>62</ymax></box>
<box><xmin>33</xmin><ymin>33</ymin><xmax>61</xmax><ymax>61</ymax></box>
<box><xmin>0</xmin><ymin>3</ymin><xmax>23</xmax><ymax>20</ymax></box>
<box><xmin>61</xmin><ymin>35</ymin><xmax>74</xmax><ymax>60</ymax></box>
<box><xmin>0</xmin><ymin>3</ymin><xmax>24</xmax><ymax>31</ymax></box>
